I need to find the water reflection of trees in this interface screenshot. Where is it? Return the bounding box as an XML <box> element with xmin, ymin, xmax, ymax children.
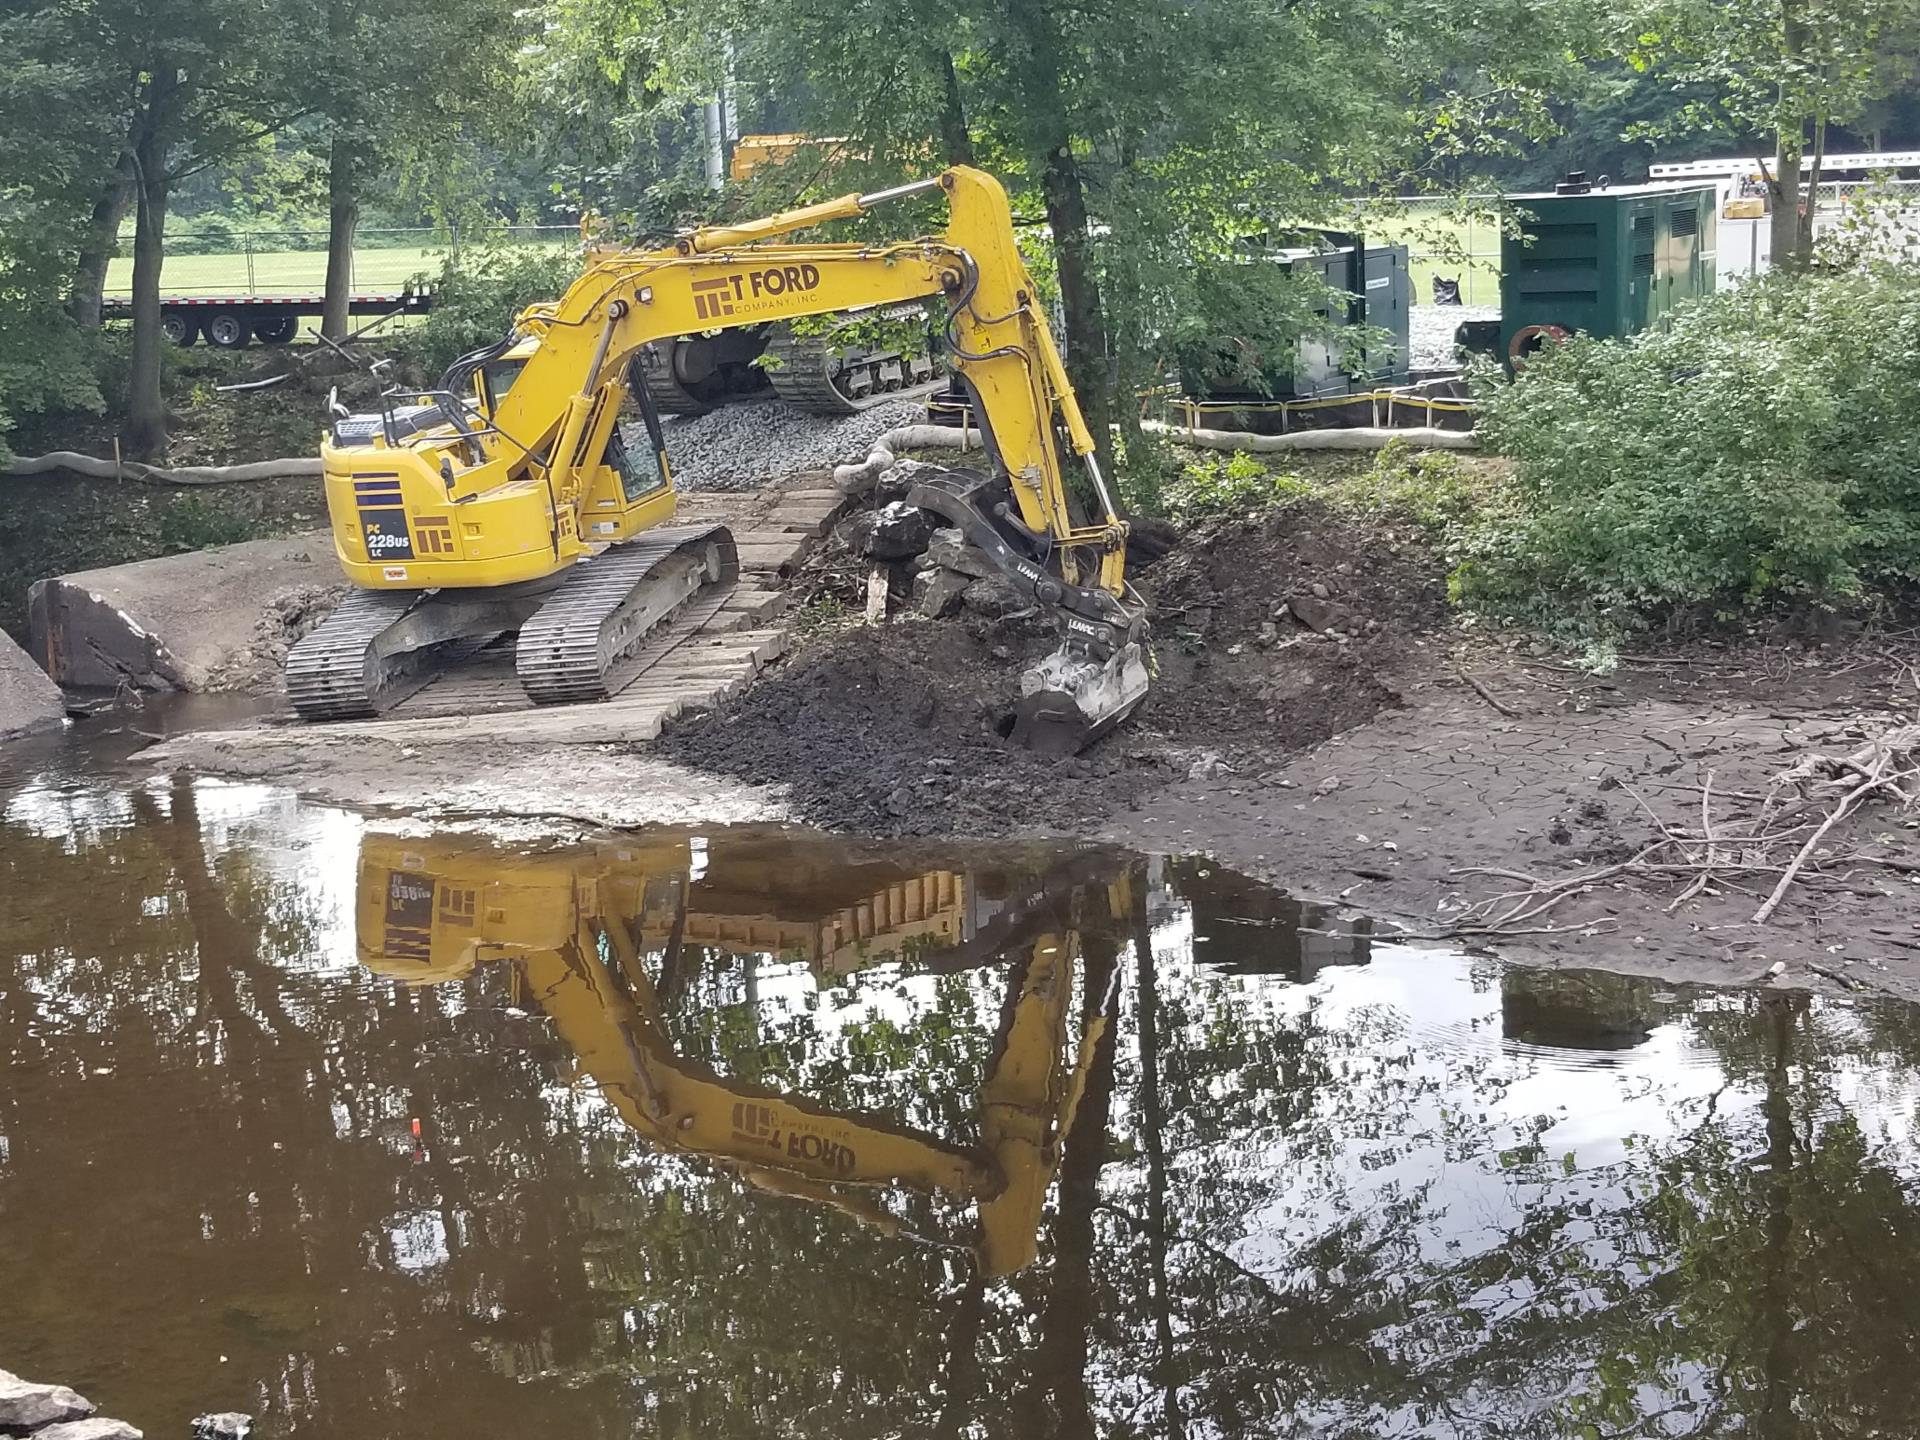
<box><xmin>5</xmin><ymin>787</ymin><xmax>1920</xmax><ymax>1437</ymax></box>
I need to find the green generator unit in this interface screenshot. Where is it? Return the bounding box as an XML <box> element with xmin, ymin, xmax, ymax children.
<box><xmin>1181</xmin><ymin>234</ymin><xmax>1413</xmax><ymax>402</ymax></box>
<box><xmin>1500</xmin><ymin>175</ymin><xmax>1717</xmax><ymax>364</ymax></box>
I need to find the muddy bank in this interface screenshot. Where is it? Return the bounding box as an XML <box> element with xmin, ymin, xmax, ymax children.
<box><xmin>1110</xmin><ymin>642</ymin><xmax>1920</xmax><ymax>1001</ymax></box>
<box><xmin>657</xmin><ymin>496</ymin><xmax>1920</xmax><ymax>999</ymax></box>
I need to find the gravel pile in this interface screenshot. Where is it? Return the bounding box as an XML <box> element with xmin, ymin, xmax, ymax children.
<box><xmin>651</xmin><ymin>397</ymin><xmax>929</xmax><ymax>492</ymax></box>
<box><xmin>1409</xmin><ymin>304</ymin><xmax>1498</xmax><ymax>371</ymax></box>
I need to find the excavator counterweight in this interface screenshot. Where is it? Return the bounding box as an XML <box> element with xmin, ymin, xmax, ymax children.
<box><xmin>294</xmin><ymin>165</ymin><xmax>1148</xmax><ymax>751</ymax></box>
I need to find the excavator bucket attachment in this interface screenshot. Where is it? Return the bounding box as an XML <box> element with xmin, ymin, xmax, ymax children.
<box><xmin>905</xmin><ymin>467</ymin><xmax>1150</xmax><ymax>755</ymax></box>
<box><xmin>1012</xmin><ymin>643</ymin><xmax>1151</xmax><ymax>755</ymax></box>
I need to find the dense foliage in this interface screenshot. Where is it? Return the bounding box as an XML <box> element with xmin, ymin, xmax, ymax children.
<box><xmin>1466</xmin><ymin>267</ymin><xmax>1920</xmax><ymax>639</ymax></box>
<box><xmin>396</xmin><ymin>245</ymin><xmax>583</xmax><ymax>377</ymax></box>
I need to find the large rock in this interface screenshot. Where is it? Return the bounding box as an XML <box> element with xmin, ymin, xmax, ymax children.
<box><xmin>960</xmin><ymin>575</ymin><xmax>1028</xmax><ymax>619</ymax></box>
<box><xmin>0</xmin><ymin>1369</ymin><xmax>95</xmax><ymax>1429</ymax></box>
<box><xmin>871</xmin><ymin>457</ymin><xmax>943</xmax><ymax>507</ymax></box>
<box><xmin>28</xmin><ymin>531</ymin><xmax>333</xmax><ymax>692</ymax></box>
<box><xmin>31</xmin><ymin>1420</ymin><xmax>142</xmax><ymax>1440</ymax></box>
<box><xmin>840</xmin><ymin>501</ymin><xmax>934</xmax><ymax>562</ymax></box>
<box><xmin>0</xmin><ymin>627</ymin><xmax>64</xmax><ymax>740</ymax></box>
<box><xmin>911</xmin><ymin>567</ymin><xmax>970</xmax><ymax>619</ymax></box>
<box><xmin>924</xmin><ymin>527</ymin><xmax>995</xmax><ymax>580</ymax></box>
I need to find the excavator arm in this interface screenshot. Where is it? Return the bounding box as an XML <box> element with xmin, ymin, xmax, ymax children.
<box><xmin>484</xmin><ymin>167</ymin><xmax>1146</xmax><ymax>747</ymax></box>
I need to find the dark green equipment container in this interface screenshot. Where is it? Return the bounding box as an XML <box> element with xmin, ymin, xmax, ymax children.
<box><xmin>1181</xmin><ymin>234</ymin><xmax>1413</xmax><ymax>401</ymax></box>
<box><xmin>1501</xmin><ymin>177</ymin><xmax>1717</xmax><ymax>364</ymax></box>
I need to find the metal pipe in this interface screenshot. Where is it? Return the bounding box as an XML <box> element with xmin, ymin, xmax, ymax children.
<box><xmin>701</xmin><ymin>100</ymin><xmax>725</xmax><ymax>191</ymax></box>
<box><xmin>1082</xmin><ymin>451</ymin><xmax>1120</xmax><ymax>528</ymax></box>
<box><xmin>857</xmin><ymin>177</ymin><xmax>945</xmax><ymax>209</ymax></box>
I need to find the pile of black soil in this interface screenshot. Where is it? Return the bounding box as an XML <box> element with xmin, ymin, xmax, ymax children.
<box><xmin>656</xmin><ymin>618</ymin><xmax>1173</xmax><ymax>837</ymax></box>
<box><xmin>659</xmin><ymin>498</ymin><xmax>1453</xmax><ymax>836</ymax></box>
<box><xmin>1138</xmin><ymin>500</ymin><xmax>1450</xmax><ymax>754</ymax></box>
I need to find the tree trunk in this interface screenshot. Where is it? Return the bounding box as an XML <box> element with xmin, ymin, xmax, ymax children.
<box><xmin>937</xmin><ymin>51</ymin><xmax>974</xmax><ymax>167</ymax></box>
<box><xmin>1756</xmin><ymin>995</ymin><xmax>1801</xmax><ymax>1440</ymax></box>
<box><xmin>124</xmin><ymin>102</ymin><xmax>174</xmax><ymax>462</ymax></box>
<box><xmin>1768</xmin><ymin>136</ymin><xmax>1805</xmax><ymax>273</ymax></box>
<box><xmin>321</xmin><ymin>136</ymin><xmax>360</xmax><ymax>341</ymax></box>
<box><xmin>1799</xmin><ymin>116</ymin><xmax>1826</xmax><ymax>262</ymax></box>
<box><xmin>1040</xmin><ymin>142</ymin><xmax>1116</xmax><ymax>489</ymax></box>
<box><xmin>69</xmin><ymin>154</ymin><xmax>136</xmax><ymax>329</ymax></box>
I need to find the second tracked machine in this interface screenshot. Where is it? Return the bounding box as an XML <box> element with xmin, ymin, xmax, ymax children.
<box><xmin>292</xmin><ymin>165</ymin><xmax>1148</xmax><ymax>752</ymax></box>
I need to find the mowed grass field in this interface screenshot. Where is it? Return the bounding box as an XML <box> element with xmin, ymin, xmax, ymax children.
<box><xmin>103</xmin><ymin>237</ymin><xmax>573</xmax><ymax>297</ymax></box>
<box><xmin>1361</xmin><ymin>207</ymin><xmax>1502</xmax><ymax>306</ymax></box>
<box><xmin>101</xmin><ymin>210</ymin><xmax>1497</xmax><ymax>305</ymax></box>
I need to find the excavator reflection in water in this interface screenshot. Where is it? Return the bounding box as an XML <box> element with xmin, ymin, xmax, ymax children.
<box><xmin>354</xmin><ymin>831</ymin><xmax>1134</xmax><ymax>1278</ymax></box>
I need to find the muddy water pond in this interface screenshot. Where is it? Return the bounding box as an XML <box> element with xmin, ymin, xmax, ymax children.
<box><xmin>5</xmin><ymin>764</ymin><xmax>1920</xmax><ymax>1438</ymax></box>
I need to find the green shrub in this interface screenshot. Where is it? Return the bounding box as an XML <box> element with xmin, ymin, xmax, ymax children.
<box><xmin>1162</xmin><ymin>450</ymin><xmax>1314</xmax><ymax>518</ymax></box>
<box><xmin>1341</xmin><ymin>439</ymin><xmax>1502</xmax><ymax>534</ymax></box>
<box><xmin>1464</xmin><ymin>269</ymin><xmax>1920</xmax><ymax>640</ymax></box>
<box><xmin>397</xmin><ymin>244</ymin><xmax>584</xmax><ymax>378</ymax></box>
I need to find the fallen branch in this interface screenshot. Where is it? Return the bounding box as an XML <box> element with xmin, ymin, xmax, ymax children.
<box><xmin>1457</xmin><ymin>668</ymin><xmax>1520</xmax><ymax>718</ymax></box>
<box><xmin>3</xmin><ymin>451</ymin><xmax>324</xmax><ymax>485</ymax></box>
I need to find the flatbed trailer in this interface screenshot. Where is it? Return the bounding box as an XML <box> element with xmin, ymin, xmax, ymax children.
<box><xmin>99</xmin><ymin>289</ymin><xmax>433</xmax><ymax>349</ymax></box>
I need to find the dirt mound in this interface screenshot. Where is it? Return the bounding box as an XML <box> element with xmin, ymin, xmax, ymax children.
<box><xmin>1138</xmin><ymin>504</ymin><xmax>1449</xmax><ymax>754</ymax></box>
<box><xmin>656</xmin><ymin>619</ymin><xmax>1169</xmax><ymax>836</ymax></box>
<box><xmin>660</xmin><ymin>499</ymin><xmax>1450</xmax><ymax>835</ymax></box>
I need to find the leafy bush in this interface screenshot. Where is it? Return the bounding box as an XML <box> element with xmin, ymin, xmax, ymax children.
<box><xmin>1158</xmin><ymin>449</ymin><xmax>1315</xmax><ymax>517</ymax></box>
<box><xmin>1151</xmin><ymin>439</ymin><xmax>1494</xmax><ymax>531</ymax></box>
<box><xmin>0</xmin><ymin>293</ymin><xmax>103</xmax><ymax>465</ymax></box>
<box><xmin>397</xmin><ymin>244</ymin><xmax>583</xmax><ymax>378</ymax></box>
<box><xmin>1464</xmin><ymin>268</ymin><xmax>1920</xmax><ymax>640</ymax></box>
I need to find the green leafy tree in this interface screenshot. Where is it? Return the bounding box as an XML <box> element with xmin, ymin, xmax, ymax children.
<box><xmin>299</xmin><ymin>0</ymin><xmax>526</xmax><ymax>340</ymax></box>
<box><xmin>71</xmin><ymin>0</ymin><xmax>324</xmax><ymax>457</ymax></box>
<box><xmin>1614</xmin><ymin>0</ymin><xmax>1920</xmax><ymax>269</ymax></box>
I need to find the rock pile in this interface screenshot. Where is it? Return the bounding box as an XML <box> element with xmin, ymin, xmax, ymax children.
<box><xmin>0</xmin><ymin>1368</ymin><xmax>140</xmax><ymax>1440</ymax></box>
<box><xmin>834</xmin><ymin>459</ymin><xmax>1026</xmax><ymax>624</ymax></box>
<box><xmin>1409</xmin><ymin>303</ymin><xmax>1498</xmax><ymax>371</ymax></box>
<box><xmin>654</xmin><ymin>397</ymin><xmax>928</xmax><ymax>492</ymax></box>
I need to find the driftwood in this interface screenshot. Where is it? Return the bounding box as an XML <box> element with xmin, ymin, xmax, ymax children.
<box><xmin>3</xmin><ymin>451</ymin><xmax>324</xmax><ymax>486</ymax></box>
<box><xmin>1442</xmin><ymin>722</ymin><xmax>1920</xmax><ymax>937</ymax></box>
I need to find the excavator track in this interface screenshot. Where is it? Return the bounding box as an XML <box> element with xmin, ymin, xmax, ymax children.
<box><xmin>516</xmin><ymin>523</ymin><xmax>739</xmax><ymax>705</ymax></box>
<box><xmin>286</xmin><ymin>590</ymin><xmax>504</xmax><ymax>721</ymax></box>
<box><xmin>763</xmin><ymin>324</ymin><xmax>944</xmax><ymax>416</ymax></box>
<box><xmin>633</xmin><ymin>342</ymin><xmax>713</xmax><ymax>416</ymax></box>
<box><xmin>287</xmin><ymin>525</ymin><xmax>737</xmax><ymax>721</ymax></box>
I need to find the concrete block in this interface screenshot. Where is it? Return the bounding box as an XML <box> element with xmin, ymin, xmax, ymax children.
<box><xmin>0</xmin><ymin>627</ymin><xmax>65</xmax><ymax>739</ymax></box>
<box><xmin>29</xmin><ymin>531</ymin><xmax>333</xmax><ymax>692</ymax></box>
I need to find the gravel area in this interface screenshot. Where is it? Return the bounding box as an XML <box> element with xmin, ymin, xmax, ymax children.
<box><xmin>652</xmin><ymin>398</ymin><xmax>929</xmax><ymax>492</ymax></box>
<box><xmin>1410</xmin><ymin>304</ymin><xmax>1497</xmax><ymax>371</ymax></box>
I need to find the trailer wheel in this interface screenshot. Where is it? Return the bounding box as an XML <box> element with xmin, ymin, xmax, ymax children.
<box><xmin>252</xmin><ymin>315</ymin><xmax>298</xmax><ymax>345</ymax></box>
<box><xmin>204</xmin><ymin>312</ymin><xmax>252</xmax><ymax>349</ymax></box>
<box><xmin>160</xmin><ymin>313</ymin><xmax>197</xmax><ymax>348</ymax></box>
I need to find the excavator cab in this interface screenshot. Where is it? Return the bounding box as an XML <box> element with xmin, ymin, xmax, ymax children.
<box><xmin>354</xmin><ymin>830</ymin><xmax>1130</xmax><ymax>1278</ymax></box>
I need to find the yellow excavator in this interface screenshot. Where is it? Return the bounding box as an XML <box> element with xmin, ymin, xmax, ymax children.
<box><xmin>292</xmin><ymin>166</ymin><xmax>1148</xmax><ymax>752</ymax></box>
<box><xmin>354</xmin><ymin>831</ymin><xmax>1124</xmax><ymax>1276</ymax></box>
